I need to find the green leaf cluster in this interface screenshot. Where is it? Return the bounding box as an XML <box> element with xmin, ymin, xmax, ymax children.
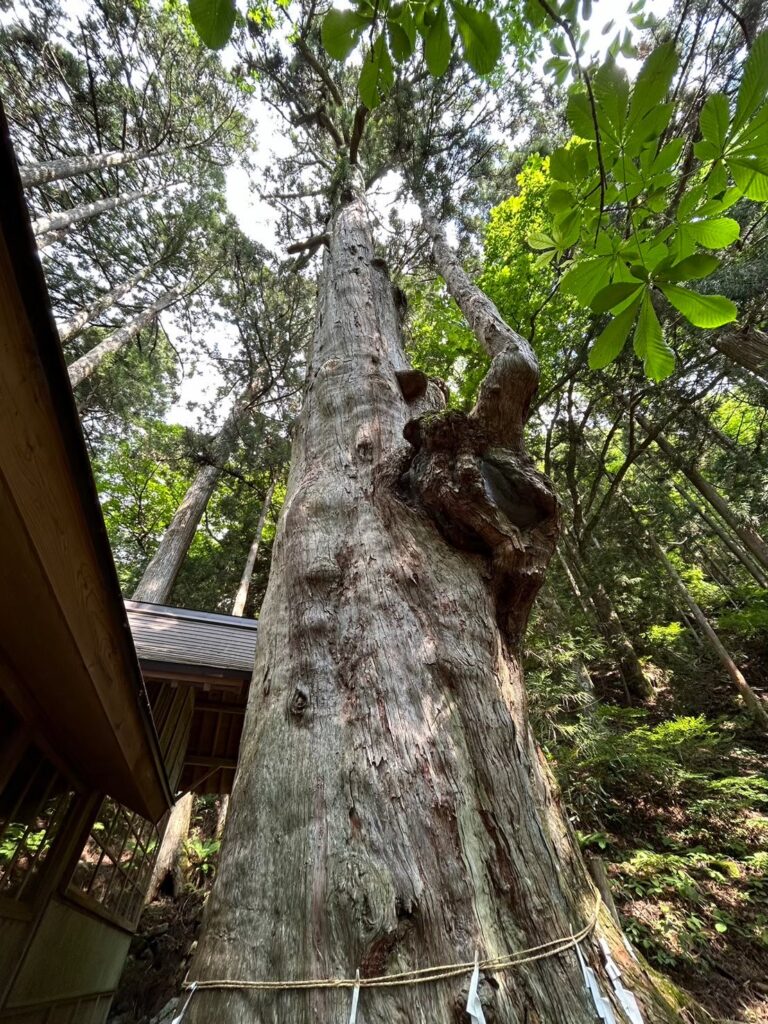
<box><xmin>482</xmin><ymin>155</ymin><xmax>592</xmax><ymax>389</ymax></box>
<box><xmin>321</xmin><ymin>1</ymin><xmax>502</xmax><ymax>109</ymax></box>
<box><xmin>531</xmin><ymin>34</ymin><xmax>768</xmax><ymax>380</ymax></box>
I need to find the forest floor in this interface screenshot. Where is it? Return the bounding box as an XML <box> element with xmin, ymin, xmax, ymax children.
<box><xmin>582</xmin><ymin>657</ymin><xmax>768</xmax><ymax>1023</ymax></box>
<box><xmin>108</xmin><ymin>890</ymin><xmax>205</xmax><ymax>1024</ymax></box>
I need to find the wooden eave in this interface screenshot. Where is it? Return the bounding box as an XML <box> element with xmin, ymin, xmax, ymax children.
<box><xmin>0</xmin><ymin>101</ymin><xmax>172</xmax><ymax>822</ymax></box>
<box><xmin>125</xmin><ymin>601</ymin><xmax>257</xmax><ymax>796</ymax></box>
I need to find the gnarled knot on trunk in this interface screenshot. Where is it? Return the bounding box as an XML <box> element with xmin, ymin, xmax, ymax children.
<box><xmin>395</xmin><ymin>368</ymin><xmax>449</xmax><ymax>416</ymax></box>
<box><xmin>403</xmin><ymin>409</ymin><xmax>559</xmax><ymax>643</ymax></box>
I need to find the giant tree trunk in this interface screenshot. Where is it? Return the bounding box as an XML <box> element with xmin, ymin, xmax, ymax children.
<box><xmin>186</xmin><ymin>182</ymin><xmax>687</xmax><ymax>1023</ymax></box>
<box><xmin>19</xmin><ymin>145</ymin><xmax>168</xmax><ymax>187</ymax></box>
<box><xmin>30</xmin><ymin>184</ymin><xmax>165</xmax><ymax>237</ymax></box>
<box><xmin>648</xmin><ymin>535</ymin><xmax>768</xmax><ymax>731</ymax></box>
<box><xmin>131</xmin><ymin>382</ymin><xmax>258</xmax><ymax>605</ymax></box>
<box><xmin>67</xmin><ymin>280</ymin><xmax>187</xmax><ymax>387</ymax></box>
<box><xmin>636</xmin><ymin>412</ymin><xmax>768</xmax><ymax>572</ymax></box>
<box><xmin>57</xmin><ymin>264</ymin><xmax>154</xmax><ymax>343</ymax></box>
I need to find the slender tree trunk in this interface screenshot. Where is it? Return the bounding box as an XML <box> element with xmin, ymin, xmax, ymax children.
<box><xmin>215</xmin><ymin>796</ymin><xmax>230</xmax><ymax>840</ymax></box>
<box><xmin>145</xmin><ymin>792</ymin><xmax>193</xmax><ymax>904</ymax></box>
<box><xmin>563</xmin><ymin>539</ymin><xmax>652</xmax><ymax>701</ymax></box>
<box><xmin>57</xmin><ymin>264</ymin><xmax>153</xmax><ymax>342</ymax></box>
<box><xmin>713</xmin><ymin>328</ymin><xmax>768</xmax><ymax>381</ymax></box>
<box><xmin>637</xmin><ymin>412</ymin><xmax>768</xmax><ymax>572</ymax></box>
<box><xmin>648</xmin><ymin>535</ymin><xmax>768</xmax><ymax>730</ymax></box>
<box><xmin>558</xmin><ymin>551</ymin><xmax>597</xmax><ymax>622</ymax></box>
<box><xmin>231</xmin><ymin>480</ymin><xmax>277</xmax><ymax>617</ymax></box>
<box><xmin>679</xmin><ymin>609</ymin><xmax>703</xmax><ymax>646</ymax></box>
<box><xmin>543</xmin><ymin>589</ymin><xmax>597</xmax><ymax>701</ymax></box>
<box><xmin>214</xmin><ymin>480</ymin><xmax>278</xmax><ymax>840</ymax></box>
<box><xmin>186</xmin><ymin>182</ymin><xmax>689</xmax><ymax>1023</ymax></box>
<box><xmin>674</xmin><ymin>482</ymin><xmax>768</xmax><ymax>588</ymax></box>
<box><xmin>131</xmin><ymin>382</ymin><xmax>258</xmax><ymax>605</ymax></box>
<box><xmin>30</xmin><ymin>183</ymin><xmax>165</xmax><ymax>237</ymax></box>
<box><xmin>67</xmin><ymin>281</ymin><xmax>187</xmax><ymax>387</ymax></box>
<box><xmin>697</xmin><ymin>545</ymin><xmax>737</xmax><ymax>593</ymax></box>
<box><xmin>133</xmin><ymin>391</ymin><xmax>254</xmax><ymax>892</ymax></box>
<box><xmin>19</xmin><ymin>145</ymin><xmax>168</xmax><ymax>187</ymax></box>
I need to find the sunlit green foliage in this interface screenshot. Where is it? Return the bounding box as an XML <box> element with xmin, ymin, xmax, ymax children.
<box><xmin>481</xmin><ymin>154</ymin><xmax>591</xmax><ymax>391</ymax></box>
<box><xmin>536</xmin><ymin>34</ymin><xmax>768</xmax><ymax>379</ymax></box>
<box><xmin>405</xmin><ymin>278</ymin><xmax>486</xmax><ymax>408</ymax></box>
<box><xmin>645</xmin><ymin>621</ymin><xmax>686</xmax><ymax>650</ymax></box>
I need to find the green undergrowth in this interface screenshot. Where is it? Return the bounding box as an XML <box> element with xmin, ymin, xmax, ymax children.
<box><xmin>184</xmin><ymin>796</ymin><xmax>223</xmax><ymax>890</ymax></box>
<box><xmin>525</xmin><ymin>630</ymin><xmax>768</xmax><ymax>1007</ymax></box>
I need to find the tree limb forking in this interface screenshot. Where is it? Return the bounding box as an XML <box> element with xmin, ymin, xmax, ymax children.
<box><xmin>286</xmin><ymin>231</ymin><xmax>330</xmax><ymax>255</ymax></box>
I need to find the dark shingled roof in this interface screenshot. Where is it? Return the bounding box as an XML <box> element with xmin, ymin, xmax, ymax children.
<box><xmin>125</xmin><ymin>600</ymin><xmax>259</xmax><ymax>677</ymax></box>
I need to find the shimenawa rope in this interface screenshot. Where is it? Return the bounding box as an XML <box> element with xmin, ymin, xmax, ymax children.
<box><xmin>180</xmin><ymin>891</ymin><xmax>602</xmax><ymax>994</ymax></box>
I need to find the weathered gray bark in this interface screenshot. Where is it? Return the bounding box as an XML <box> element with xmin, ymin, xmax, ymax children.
<box><xmin>421</xmin><ymin>210</ymin><xmax>535</xmax><ymax>450</ymax></box>
<box><xmin>145</xmin><ymin>792</ymin><xmax>193</xmax><ymax>904</ymax></box>
<box><xmin>35</xmin><ymin>227</ymin><xmax>68</xmax><ymax>251</ymax></box>
<box><xmin>674</xmin><ymin>482</ymin><xmax>768</xmax><ymax>588</ymax></box>
<box><xmin>57</xmin><ymin>265</ymin><xmax>154</xmax><ymax>343</ymax></box>
<box><xmin>19</xmin><ymin>145</ymin><xmax>168</xmax><ymax>187</ymax></box>
<box><xmin>713</xmin><ymin>328</ymin><xmax>768</xmax><ymax>381</ymax></box>
<box><xmin>131</xmin><ymin>383</ymin><xmax>258</xmax><ymax>605</ymax></box>
<box><xmin>637</xmin><ymin>412</ymin><xmax>768</xmax><ymax>573</ymax></box>
<box><xmin>186</xmin><ymin>183</ymin><xmax>688</xmax><ymax>1023</ymax></box>
<box><xmin>67</xmin><ymin>281</ymin><xmax>187</xmax><ymax>387</ymax></box>
<box><xmin>648</xmin><ymin>535</ymin><xmax>768</xmax><ymax>731</ymax></box>
<box><xmin>30</xmin><ymin>184</ymin><xmax>164</xmax><ymax>237</ymax></box>
<box><xmin>231</xmin><ymin>480</ymin><xmax>276</xmax><ymax>618</ymax></box>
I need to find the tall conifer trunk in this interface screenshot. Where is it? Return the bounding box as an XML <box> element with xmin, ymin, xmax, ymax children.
<box><xmin>131</xmin><ymin>380</ymin><xmax>258</xmax><ymax>604</ymax></box>
<box><xmin>19</xmin><ymin>144</ymin><xmax>168</xmax><ymax>187</ymax></box>
<box><xmin>648</xmin><ymin>534</ymin><xmax>768</xmax><ymax>731</ymax></box>
<box><xmin>231</xmin><ymin>479</ymin><xmax>276</xmax><ymax>617</ymax></box>
<box><xmin>636</xmin><ymin>413</ymin><xmax>768</xmax><ymax>572</ymax></box>
<box><xmin>67</xmin><ymin>280</ymin><xmax>187</xmax><ymax>387</ymax></box>
<box><xmin>57</xmin><ymin>264</ymin><xmax>153</xmax><ymax>342</ymax></box>
<box><xmin>30</xmin><ymin>183</ymin><xmax>164</xmax><ymax>237</ymax></box>
<box><xmin>714</xmin><ymin>329</ymin><xmax>768</xmax><ymax>381</ymax></box>
<box><xmin>187</xmin><ymin>183</ymin><xmax>688</xmax><ymax>1023</ymax></box>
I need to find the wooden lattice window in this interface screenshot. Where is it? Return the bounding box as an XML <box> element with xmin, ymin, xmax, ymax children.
<box><xmin>68</xmin><ymin>797</ymin><xmax>161</xmax><ymax>927</ymax></box>
<box><xmin>0</xmin><ymin>697</ymin><xmax>76</xmax><ymax>902</ymax></box>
